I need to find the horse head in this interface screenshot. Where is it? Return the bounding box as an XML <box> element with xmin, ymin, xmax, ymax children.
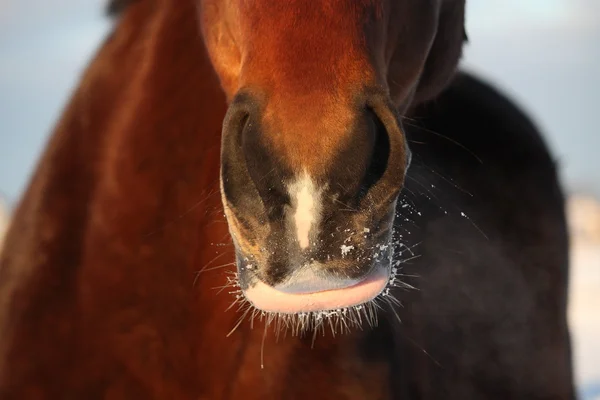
<box><xmin>199</xmin><ymin>0</ymin><xmax>466</xmax><ymax>316</ymax></box>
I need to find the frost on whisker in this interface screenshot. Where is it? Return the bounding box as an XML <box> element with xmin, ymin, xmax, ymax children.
<box><xmin>340</xmin><ymin>244</ymin><xmax>354</xmax><ymax>257</ymax></box>
<box><xmin>222</xmin><ymin>274</ymin><xmax>382</xmax><ymax>340</ymax></box>
<box><xmin>220</xmin><ymin>227</ymin><xmax>421</xmax><ymax>342</ymax></box>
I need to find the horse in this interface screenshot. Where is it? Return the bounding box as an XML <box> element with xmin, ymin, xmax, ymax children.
<box><xmin>0</xmin><ymin>0</ymin><xmax>576</xmax><ymax>398</ymax></box>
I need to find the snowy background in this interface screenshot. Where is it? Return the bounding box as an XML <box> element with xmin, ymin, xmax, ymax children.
<box><xmin>0</xmin><ymin>1</ymin><xmax>598</xmax><ymax>398</ymax></box>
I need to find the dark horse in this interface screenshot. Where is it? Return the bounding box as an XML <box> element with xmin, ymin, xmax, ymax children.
<box><xmin>0</xmin><ymin>0</ymin><xmax>575</xmax><ymax>398</ymax></box>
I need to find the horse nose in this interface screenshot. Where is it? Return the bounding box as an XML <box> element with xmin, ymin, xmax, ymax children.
<box><xmin>220</xmin><ymin>90</ymin><xmax>410</xmax><ymax>223</ymax></box>
<box><xmin>221</xmin><ymin>89</ymin><xmax>409</xmax><ymax>306</ymax></box>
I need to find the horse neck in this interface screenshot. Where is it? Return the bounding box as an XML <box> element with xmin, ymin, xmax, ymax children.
<box><xmin>1</xmin><ymin>0</ymin><xmax>227</xmax><ymax>390</ymax></box>
<box><xmin>73</xmin><ymin>1</ymin><xmax>230</xmax><ymax>315</ymax></box>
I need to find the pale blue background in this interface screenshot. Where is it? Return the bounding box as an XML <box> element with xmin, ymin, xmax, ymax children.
<box><xmin>0</xmin><ymin>1</ymin><xmax>598</xmax><ymax>398</ymax></box>
<box><xmin>1</xmin><ymin>1</ymin><xmax>599</xmax><ymax>203</ymax></box>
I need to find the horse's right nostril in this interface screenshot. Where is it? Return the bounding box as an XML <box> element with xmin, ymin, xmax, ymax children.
<box><xmin>222</xmin><ymin>92</ymin><xmax>256</xmax><ymax>144</ymax></box>
<box><xmin>220</xmin><ymin>92</ymin><xmax>268</xmax><ymax>222</ymax></box>
<box><xmin>221</xmin><ymin>91</ymin><xmax>293</xmax><ymax>224</ymax></box>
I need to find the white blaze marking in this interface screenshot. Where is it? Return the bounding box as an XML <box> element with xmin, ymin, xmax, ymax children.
<box><xmin>290</xmin><ymin>174</ymin><xmax>320</xmax><ymax>249</ymax></box>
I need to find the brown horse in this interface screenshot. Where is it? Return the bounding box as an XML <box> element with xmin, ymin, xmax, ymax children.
<box><xmin>0</xmin><ymin>0</ymin><xmax>575</xmax><ymax>398</ymax></box>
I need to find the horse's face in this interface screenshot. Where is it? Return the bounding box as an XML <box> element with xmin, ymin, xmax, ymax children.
<box><xmin>199</xmin><ymin>0</ymin><xmax>466</xmax><ymax>316</ymax></box>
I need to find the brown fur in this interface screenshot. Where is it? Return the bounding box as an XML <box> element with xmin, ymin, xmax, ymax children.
<box><xmin>0</xmin><ymin>2</ymin><xmax>395</xmax><ymax>398</ymax></box>
<box><xmin>200</xmin><ymin>0</ymin><xmax>460</xmax><ymax>174</ymax></box>
<box><xmin>0</xmin><ymin>0</ymin><xmax>575</xmax><ymax>399</ymax></box>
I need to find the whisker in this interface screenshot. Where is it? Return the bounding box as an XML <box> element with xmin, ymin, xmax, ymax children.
<box><xmin>198</xmin><ymin>251</ymin><xmax>233</xmax><ymax>273</ymax></box>
<box><xmin>401</xmin><ymin>120</ymin><xmax>483</xmax><ymax>164</ymax></box>
<box><xmin>426</xmin><ymin>167</ymin><xmax>473</xmax><ymax>197</ymax></box>
<box><xmin>333</xmin><ymin>198</ymin><xmax>359</xmax><ymax>212</ymax></box>
<box><xmin>199</xmin><ymin>261</ymin><xmax>236</xmax><ymax>273</ymax></box>
<box><xmin>260</xmin><ymin>315</ymin><xmax>269</xmax><ymax>369</ymax></box>
<box><xmin>227</xmin><ymin>306</ymin><xmax>251</xmax><ymax>337</ymax></box>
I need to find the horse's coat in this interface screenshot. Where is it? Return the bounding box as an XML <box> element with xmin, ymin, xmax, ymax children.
<box><xmin>0</xmin><ymin>0</ymin><xmax>576</xmax><ymax>399</ymax></box>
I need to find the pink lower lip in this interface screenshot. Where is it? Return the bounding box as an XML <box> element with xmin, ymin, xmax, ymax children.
<box><xmin>242</xmin><ymin>266</ymin><xmax>390</xmax><ymax>314</ymax></box>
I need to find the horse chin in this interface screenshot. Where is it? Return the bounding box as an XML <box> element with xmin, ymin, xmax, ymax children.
<box><xmin>240</xmin><ymin>263</ymin><xmax>391</xmax><ymax>315</ymax></box>
<box><xmin>224</xmin><ymin>202</ymin><xmax>400</xmax><ymax>327</ymax></box>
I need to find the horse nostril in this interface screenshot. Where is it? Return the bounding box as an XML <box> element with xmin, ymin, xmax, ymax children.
<box><xmin>220</xmin><ymin>92</ymin><xmax>269</xmax><ymax>222</ymax></box>
<box><xmin>221</xmin><ymin>91</ymin><xmax>293</xmax><ymax>223</ymax></box>
<box><xmin>360</xmin><ymin>108</ymin><xmax>391</xmax><ymax>199</ymax></box>
<box><xmin>222</xmin><ymin>93</ymin><xmax>255</xmax><ymax>142</ymax></box>
<box><xmin>354</xmin><ymin>94</ymin><xmax>411</xmax><ymax>209</ymax></box>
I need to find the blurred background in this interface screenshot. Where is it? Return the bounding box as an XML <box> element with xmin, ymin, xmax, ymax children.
<box><xmin>0</xmin><ymin>0</ymin><xmax>598</xmax><ymax>398</ymax></box>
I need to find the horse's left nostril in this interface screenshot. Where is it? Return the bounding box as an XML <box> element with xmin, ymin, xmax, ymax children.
<box><xmin>359</xmin><ymin>108</ymin><xmax>391</xmax><ymax>200</ymax></box>
<box><xmin>357</xmin><ymin>94</ymin><xmax>411</xmax><ymax>208</ymax></box>
<box><xmin>328</xmin><ymin>95</ymin><xmax>410</xmax><ymax>212</ymax></box>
